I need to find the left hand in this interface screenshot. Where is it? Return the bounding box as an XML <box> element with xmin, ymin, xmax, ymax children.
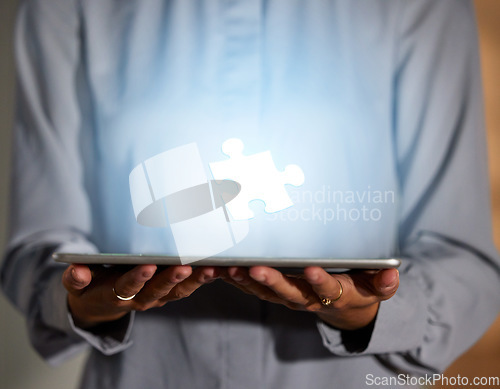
<box><xmin>221</xmin><ymin>266</ymin><xmax>399</xmax><ymax>331</ymax></box>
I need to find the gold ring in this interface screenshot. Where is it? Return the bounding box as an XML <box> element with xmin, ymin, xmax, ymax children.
<box><xmin>333</xmin><ymin>279</ymin><xmax>343</xmax><ymax>301</ymax></box>
<box><xmin>113</xmin><ymin>287</ymin><xmax>136</xmax><ymax>301</ymax></box>
<box><xmin>320</xmin><ymin>279</ymin><xmax>343</xmax><ymax>307</ymax></box>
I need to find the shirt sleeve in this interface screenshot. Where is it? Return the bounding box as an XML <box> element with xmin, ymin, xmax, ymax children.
<box><xmin>0</xmin><ymin>0</ymin><xmax>133</xmax><ymax>365</ymax></box>
<box><xmin>317</xmin><ymin>0</ymin><xmax>500</xmax><ymax>374</ymax></box>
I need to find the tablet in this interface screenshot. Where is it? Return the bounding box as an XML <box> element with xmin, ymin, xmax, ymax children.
<box><xmin>53</xmin><ymin>253</ymin><xmax>401</xmax><ymax>269</ymax></box>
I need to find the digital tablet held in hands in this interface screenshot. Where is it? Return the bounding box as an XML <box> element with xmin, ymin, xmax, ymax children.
<box><xmin>53</xmin><ymin>253</ymin><xmax>401</xmax><ymax>269</ymax></box>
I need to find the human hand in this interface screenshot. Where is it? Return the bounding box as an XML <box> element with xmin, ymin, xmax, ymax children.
<box><xmin>221</xmin><ymin>266</ymin><xmax>399</xmax><ymax>330</ymax></box>
<box><xmin>62</xmin><ymin>264</ymin><xmax>218</xmax><ymax>329</ymax></box>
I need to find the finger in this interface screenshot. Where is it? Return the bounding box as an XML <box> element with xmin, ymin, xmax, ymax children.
<box><xmin>372</xmin><ymin>269</ymin><xmax>399</xmax><ymax>299</ymax></box>
<box><xmin>303</xmin><ymin>267</ymin><xmax>363</xmax><ymax>309</ymax></box>
<box><xmin>112</xmin><ymin>265</ymin><xmax>157</xmax><ymax>302</ymax></box>
<box><xmin>161</xmin><ymin>266</ymin><xmax>219</xmax><ymax>303</ymax></box>
<box><xmin>139</xmin><ymin>265</ymin><xmax>193</xmax><ymax>300</ymax></box>
<box><xmin>225</xmin><ymin>267</ymin><xmax>281</xmax><ymax>302</ymax></box>
<box><xmin>62</xmin><ymin>264</ymin><xmax>92</xmax><ymax>296</ymax></box>
<box><xmin>304</xmin><ymin>267</ymin><xmax>399</xmax><ymax>309</ymax></box>
<box><xmin>218</xmin><ymin>267</ymin><xmax>257</xmax><ymax>296</ymax></box>
<box><xmin>130</xmin><ymin>265</ymin><xmax>193</xmax><ymax>307</ymax></box>
<box><xmin>247</xmin><ymin>266</ymin><xmax>316</xmax><ymax>306</ymax></box>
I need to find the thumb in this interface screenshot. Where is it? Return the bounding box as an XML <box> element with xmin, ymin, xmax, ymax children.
<box><xmin>373</xmin><ymin>269</ymin><xmax>399</xmax><ymax>299</ymax></box>
<box><xmin>62</xmin><ymin>264</ymin><xmax>92</xmax><ymax>296</ymax></box>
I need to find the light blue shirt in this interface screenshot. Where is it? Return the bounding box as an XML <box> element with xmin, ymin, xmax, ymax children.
<box><xmin>2</xmin><ymin>0</ymin><xmax>500</xmax><ymax>388</ymax></box>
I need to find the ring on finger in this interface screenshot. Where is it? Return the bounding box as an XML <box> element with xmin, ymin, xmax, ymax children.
<box><xmin>113</xmin><ymin>287</ymin><xmax>136</xmax><ymax>301</ymax></box>
<box><xmin>320</xmin><ymin>279</ymin><xmax>343</xmax><ymax>307</ymax></box>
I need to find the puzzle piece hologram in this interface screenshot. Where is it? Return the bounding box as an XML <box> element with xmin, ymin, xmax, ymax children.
<box><xmin>209</xmin><ymin>138</ymin><xmax>305</xmax><ymax>220</ymax></box>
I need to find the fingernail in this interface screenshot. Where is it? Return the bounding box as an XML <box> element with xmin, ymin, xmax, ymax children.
<box><xmin>382</xmin><ymin>283</ymin><xmax>396</xmax><ymax>292</ymax></box>
<box><xmin>231</xmin><ymin>274</ymin><xmax>244</xmax><ymax>282</ymax></box>
<box><xmin>251</xmin><ymin>273</ymin><xmax>266</xmax><ymax>282</ymax></box>
<box><xmin>71</xmin><ymin>268</ymin><xmax>81</xmax><ymax>283</ymax></box>
<box><xmin>381</xmin><ymin>278</ymin><xmax>398</xmax><ymax>293</ymax></box>
<box><xmin>176</xmin><ymin>273</ymin><xmax>188</xmax><ymax>281</ymax></box>
<box><xmin>381</xmin><ymin>269</ymin><xmax>398</xmax><ymax>287</ymax></box>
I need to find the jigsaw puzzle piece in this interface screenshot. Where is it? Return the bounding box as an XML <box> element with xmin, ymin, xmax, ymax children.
<box><xmin>209</xmin><ymin>138</ymin><xmax>305</xmax><ymax>220</ymax></box>
<box><xmin>261</xmin><ymin>164</ymin><xmax>305</xmax><ymax>213</ymax></box>
<box><xmin>221</xmin><ymin>138</ymin><xmax>245</xmax><ymax>156</ymax></box>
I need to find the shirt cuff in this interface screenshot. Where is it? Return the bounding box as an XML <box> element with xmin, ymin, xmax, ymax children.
<box><xmin>68</xmin><ymin>311</ymin><xmax>135</xmax><ymax>356</ymax></box>
<box><xmin>39</xmin><ymin>245</ymin><xmax>135</xmax><ymax>357</ymax></box>
<box><xmin>317</xmin><ymin>271</ymin><xmax>426</xmax><ymax>356</ymax></box>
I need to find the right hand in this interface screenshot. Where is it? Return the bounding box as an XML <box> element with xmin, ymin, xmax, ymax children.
<box><xmin>62</xmin><ymin>264</ymin><xmax>218</xmax><ymax>329</ymax></box>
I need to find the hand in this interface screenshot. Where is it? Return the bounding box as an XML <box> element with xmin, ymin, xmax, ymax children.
<box><xmin>221</xmin><ymin>266</ymin><xmax>399</xmax><ymax>330</ymax></box>
<box><xmin>62</xmin><ymin>264</ymin><xmax>218</xmax><ymax>329</ymax></box>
